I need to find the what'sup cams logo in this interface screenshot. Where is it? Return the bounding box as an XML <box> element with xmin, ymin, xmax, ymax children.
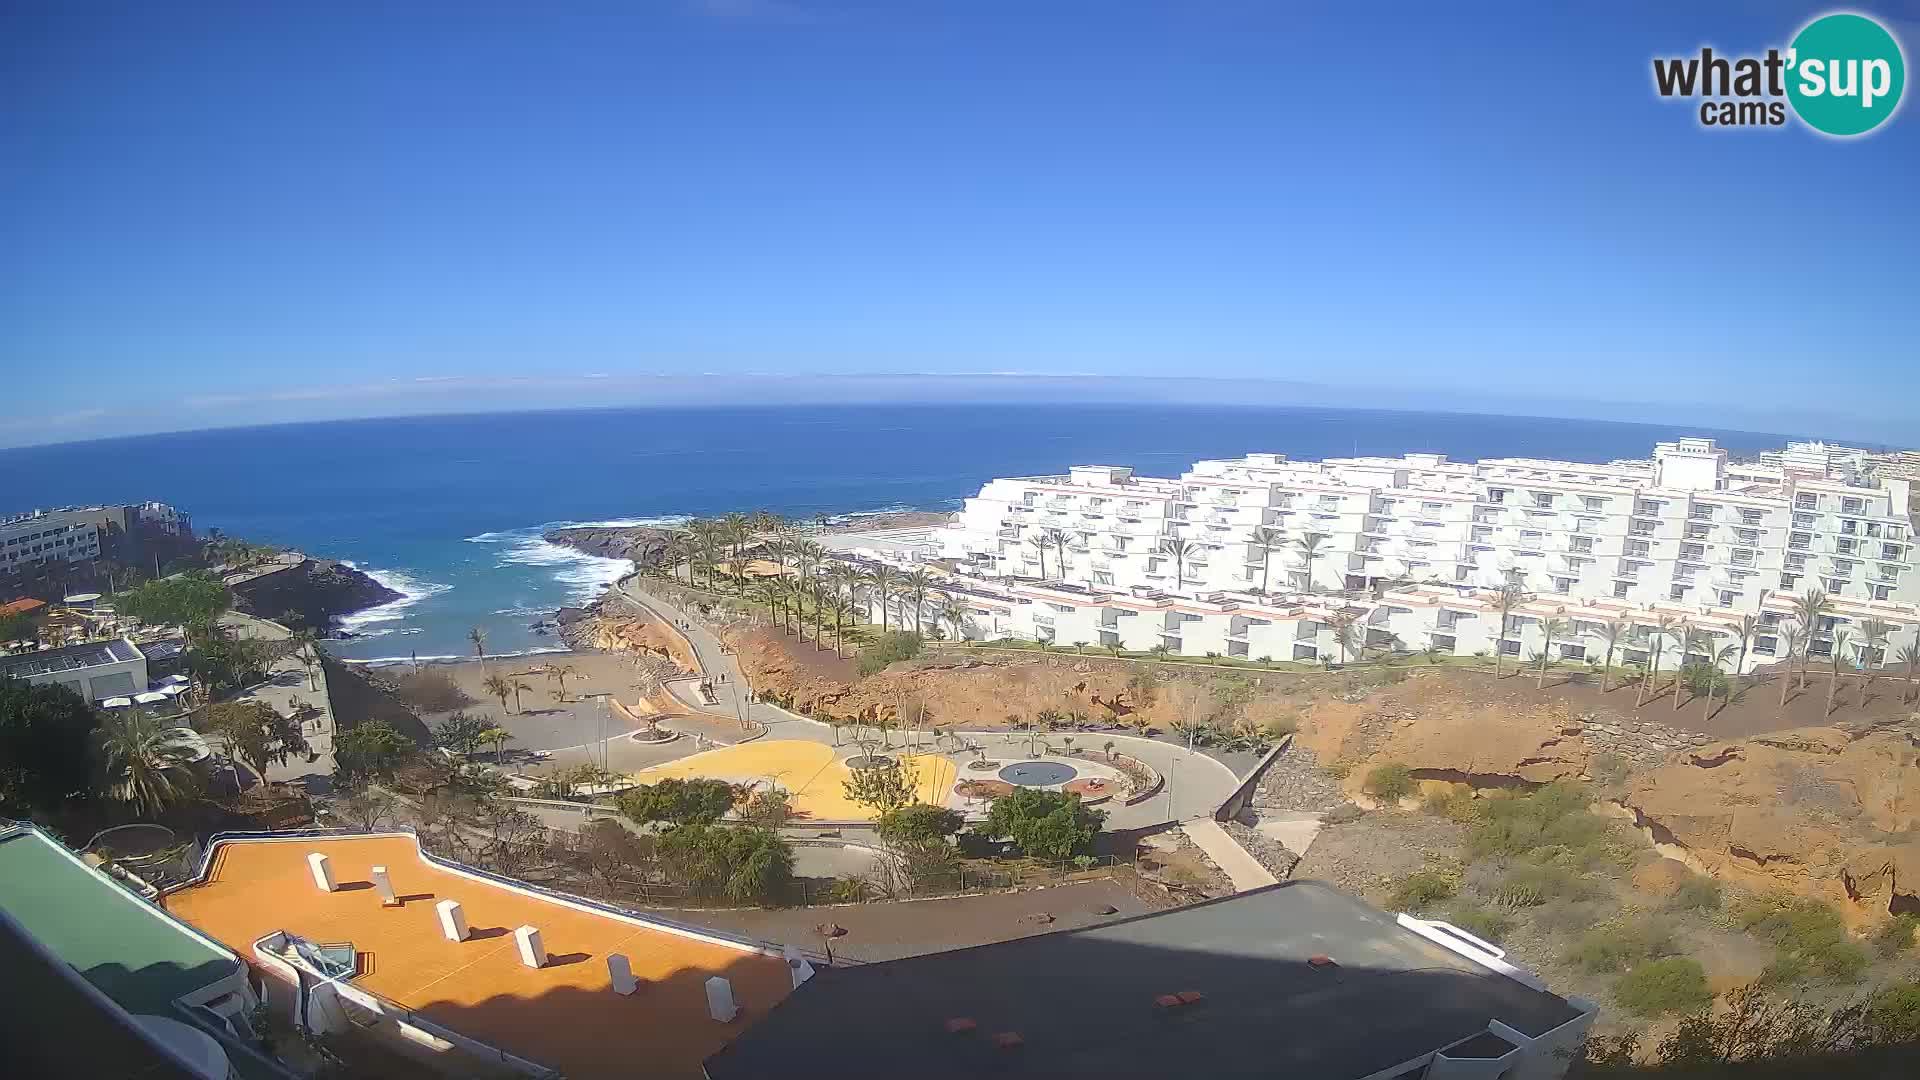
<box><xmin>1653</xmin><ymin>11</ymin><xmax>1906</xmax><ymax>136</ymax></box>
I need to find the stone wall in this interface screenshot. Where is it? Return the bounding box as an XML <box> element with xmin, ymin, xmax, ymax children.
<box><xmin>1568</xmin><ymin>713</ymin><xmax>1716</xmax><ymax>772</ymax></box>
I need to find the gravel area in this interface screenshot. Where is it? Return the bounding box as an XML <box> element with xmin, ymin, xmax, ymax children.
<box><xmin>1288</xmin><ymin>811</ymin><xmax>1469</xmax><ymax>904</ymax></box>
<box><xmin>1252</xmin><ymin>743</ymin><xmax>1347</xmax><ymax>813</ymax></box>
<box><xmin>1221</xmin><ymin>820</ymin><xmax>1300</xmax><ymax>879</ymax></box>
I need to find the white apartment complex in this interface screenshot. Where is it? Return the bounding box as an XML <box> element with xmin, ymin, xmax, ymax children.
<box><xmin>923</xmin><ymin>438</ymin><xmax>1918</xmax><ymax>673</ymax></box>
<box><xmin>1</xmin><ymin>509</ymin><xmax>102</xmax><ymax>572</ymax></box>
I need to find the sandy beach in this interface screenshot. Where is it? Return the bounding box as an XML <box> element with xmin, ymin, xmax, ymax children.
<box><xmin>374</xmin><ymin>649</ymin><xmax>668</xmax><ymax>754</ymax></box>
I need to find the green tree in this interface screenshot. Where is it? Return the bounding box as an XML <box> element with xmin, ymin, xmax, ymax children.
<box><xmin>656</xmin><ymin>823</ymin><xmax>793</xmax><ymax>905</ymax></box>
<box><xmin>978</xmin><ymin>788</ymin><xmax>1105</xmax><ymax>861</ymax></box>
<box><xmin>616</xmin><ymin>777</ymin><xmax>738</xmax><ymax>827</ymax></box>
<box><xmin>334</xmin><ymin>720</ymin><xmax>414</xmax><ymax>783</ymax></box>
<box><xmin>1491</xmin><ymin>583</ymin><xmax>1529</xmax><ymax>679</ymax></box>
<box><xmin>204</xmin><ymin>700</ymin><xmax>309</xmax><ymax>780</ymax></box>
<box><xmin>1292</xmin><ymin>532</ymin><xmax>1328</xmax><ymax>592</ymax></box>
<box><xmin>1024</xmin><ymin>534</ymin><xmax>1051</xmax><ymax>580</ymax></box>
<box><xmin>1615</xmin><ymin>956</ymin><xmax>1713</xmax><ymax>1017</ymax></box>
<box><xmin>1248</xmin><ymin>525</ymin><xmax>1285</xmax><ymax>594</ymax></box>
<box><xmin>1777</xmin><ymin>622</ymin><xmax>1807</xmax><ymax>708</ymax></box>
<box><xmin>867</xmin><ymin>562</ymin><xmax>897</xmax><ymax>630</ymax></box>
<box><xmin>1157</xmin><ymin>536</ymin><xmax>1193</xmax><ymax>591</ymax></box>
<box><xmin>856</xmin><ymin>630</ymin><xmax>923</xmax><ymax>677</ymax></box>
<box><xmin>1894</xmin><ymin>635</ymin><xmax>1920</xmax><ymax>703</ymax></box>
<box><xmin>1535</xmin><ymin>617</ymin><xmax>1566</xmax><ymax>687</ymax></box>
<box><xmin>1639</xmin><ymin>615</ymin><xmax>1676</xmax><ymax>708</ymax></box>
<box><xmin>116</xmin><ymin>572</ymin><xmax>230</xmax><ymax>627</ymax></box>
<box><xmin>476</xmin><ymin>726</ymin><xmax>514</xmax><ymax>760</ymax></box>
<box><xmin>507</xmin><ymin>678</ymin><xmax>533</xmax><ymax>714</ymax></box>
<box><xmin>940</xmin><ymin>593</ymin><xmax>971</xmax><ymax>643</ymax></box>
<box><xmin>1856</xmin><ymin>616</ymin><xmax>1893</xmax><ymax>698</ymax></box>
<box><xmin>93</xmin><ymin>710</ymin><xmax>202</xmax><ymax>816</ymax></box>
<box><xmin>467</xmin><ymin>626</ymin><xmax>488</xmax><ymax>667</ymax></box>
<box><xmin>0</xmin><ymin>678</ymin><xmax>101</xmax><ymax>816</ymax></box>
<box><xmin>902</xmin><ymin>568</ymin><xmax>935</xmax><ymax>634</ymax></box>
<box><xmin>1826</xmin><ymin>628</ymin><xmax>1854</xmax><ymax>716</ymax></box>
<box><xmin>1791</xmin><ymin>588</ymin><xmax>1828</xmax><ymax>690</ymax></box>
<box><xmin>431</xmin><ymin>711</ymin><xmax>490</xmax><ymax>756</ymax></box>
<box><xmin>842</xmin><ymin>756</ymin><xmax>918</xmax><ymax>815</ymax></box>
<box><xmin>738</xmin><ymin>785</ymin><xmax>794</xmax><ymax>829</ymax></box>
<box><xmin>544</xmin><ymin>662</ymin><xmax>577</xmax><ymax>701</ymax></box>
<box><xmin>481</xmin><ymin>672</ymin><xmax>513</xmax><ymax>712</ymax></box>
<box><xmin>876</xmin><ymin>803</ymin><xmax>963</xmax><ymax>846</ymax></box>
<box><xmin>1596</xmin><ymin>617</ymin><xmax>1629</xmax><ymax>692</ymax></box>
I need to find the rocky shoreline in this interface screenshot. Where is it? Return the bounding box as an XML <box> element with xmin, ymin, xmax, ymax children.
<box><xmin>543</xmin><ymin>525</ymin><xmax>675</xmax><ymax>567</ymax></box>
<box><xmin>230</xmin><ymin>557</ymin><xmax>403</xmax><ymax>633</ymax></box>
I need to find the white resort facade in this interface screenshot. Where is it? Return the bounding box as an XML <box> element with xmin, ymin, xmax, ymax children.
<box><xmin>854</xmin><ymin>437</ymin><xmax>1920</xmax><ymax>675</ymax></box>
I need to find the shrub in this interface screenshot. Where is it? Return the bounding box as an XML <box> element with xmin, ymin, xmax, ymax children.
<box><xmin>1867</xmin><ymin>981</ymin><xmax>1920</xmax><ymax>1045</ymax></box>
<box><xmin>389</xmin><ymin>669</ymin><xmax>477</xmax><ymax>713</ymax></box>
<box><xmin>1467</xmin><ymin>782</ymin><xmax>1606</xmax><ymax>860</ymax></box>
<box><xmin>1422</xmin><ymin>788</ymin><xmax>1483</xmax><ymax>824</ymax></box>
<box><xmin>856</xmin><ymin>630</ymin><xmax>924</xmax><ymax>676</ymax></box>
<box><xmin>875</xmin><ymin>803</ymin><xmax>964</xmax><ymax>847</ymax></box>
<box><xmin>1389</xmin><ymin>870</ymin><xmax>1458</xmax><ymax>912</ymax></box>
<box><xmin>977</xmin><ymin>788</ymin><xmax>1105</xmax><ymax>862</ymax></box>
<box><xmin>1532</xmin><ymin>899</ymin><xmax>1606</xmax><ymax>936</ymax></box>
<box><xmin>1492</xmin><ymin>864</ymin><xmax>1591</xmax><ymax>909</ymax></box>
<box><xmin>1570</xmin><ymin>922</ymin><xmax>1679</xmax><ymax>974</ymax></box>
<box><xmin>616</xmin><ymin>777</ymin><xmax>739</xmax><ymax>827</ymax></box>
<box><xmin>1736</xmin><ymin>894</ymin><xmax>1869</xmax><ymax>984</ymax></box>
<box><xmin>1364</xmin><ymin>762</ymin><xmax>1415</xmax><ymax>801</ymax></box>
<box><xmin>1588</xmin><ymin>752</ymin><xmax>1630</xmax><ymax>786</ymax></box>
<box><xmin>1669</xmin><ymin>874</ymin><xmax>1723</xmax><ymax>913</ymax></box>
<box><xmin>656</xmin><ymin>824</ymin><xmax>794</xmax><ymax>905</ymax></box>
<box><xmin>1445</xmin><ymin>902</ymin><xmax>1513</xmax><ymax>943</ymax></box>
<box><xmin>1871</xmin><ymin>913</ymin><xmax>1920</xmax><ymax>958</ymax></box>
<box><xmin>1614</xmin><ymin>956</ymin><xmax>1712</xmax><ymax>1018</ymax></box>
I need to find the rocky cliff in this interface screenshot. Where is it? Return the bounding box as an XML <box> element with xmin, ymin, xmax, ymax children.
<box><xmin>230</xmin><ymin>558</ymin><xmax>402</xmax><ymax>632</ymax></box>
<box><xmin>543</xmin><ymin>525</ymin><xmax>676</xmax><ymax>569</ymax></box>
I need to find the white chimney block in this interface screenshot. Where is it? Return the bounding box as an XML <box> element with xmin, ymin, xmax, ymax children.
<box><xmin>705</xmin><ymin>975</ymin><xmax>739</xmax><ymax>1022</ymax></box>
<box><xmin>436</xmin><ymin>899</ymin><xmax>470</xmax><ymax>942</ymax></box>
<box><xmin>783</xmin><ymin>945</ymin><xmax>816</xmax><ymax>988</ymax></box>
<box><xmin>370</xmin><ymin>865</ymin><xmax>398</xmax><ymax>906</ymax></box>
<box><xmin>307</xmin><ymin>852</ymin><xmax>335</xmax><ymax>893</ymax></box>
<box><xmin>607</xmin><ymin>953</ymin><xmax>638</xmax><ymax>995</ymax></box>
<box><xmin>514</xmin><ymin>925</ymin><xmax>546</xmax><ymax>969</ymax></box>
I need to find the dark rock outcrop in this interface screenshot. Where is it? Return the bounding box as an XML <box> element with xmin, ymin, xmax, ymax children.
<box><xmin>231</xmin><ymin>558</ymin><xmax>402</xmax><ymax>632</ymax></box>
<box><xmin>543</xmin><ymin>526</ymin><xmax>674</xmax><ymax>569</ymax></box>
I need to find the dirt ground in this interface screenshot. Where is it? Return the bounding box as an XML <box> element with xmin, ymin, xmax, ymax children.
<box><xmin>399</xmin><ymin>651</ymin><xmax>662</xmax><ymax>752</ymax></box>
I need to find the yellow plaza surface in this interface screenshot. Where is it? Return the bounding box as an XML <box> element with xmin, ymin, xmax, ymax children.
<box><xmin>627</xmin><ymin>740</ymin><xmax>957</xmax><ymax>821</ymax></box>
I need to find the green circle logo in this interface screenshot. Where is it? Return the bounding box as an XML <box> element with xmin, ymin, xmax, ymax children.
<box><xmin>1786</xmin><ymin>13</ymin><xmax>1906</xmax><ymax>136</ymax></box>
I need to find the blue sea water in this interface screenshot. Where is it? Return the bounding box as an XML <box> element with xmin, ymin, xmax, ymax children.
<box><xmin>0</xmin><ymin>404</ymin><xmax>1790</xmax><ymax>662</ymax></box>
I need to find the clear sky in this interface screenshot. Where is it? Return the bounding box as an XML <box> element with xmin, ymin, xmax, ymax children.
<box><xmin>2</xmin><ymin>1</ymin><xmax>1915</xmax><ymax>448</ymax></box>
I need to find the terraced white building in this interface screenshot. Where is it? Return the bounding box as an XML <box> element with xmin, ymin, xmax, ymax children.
<box><xmin>928</xmin><ymin>438</ymin><xmax>1919</xmax><ymax>673</ymax></box>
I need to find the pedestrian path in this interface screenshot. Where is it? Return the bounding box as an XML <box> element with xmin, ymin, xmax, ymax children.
<box><xmin>1181</xmin><ymin>817</ymin><xmax>1280</xmax><ymax>892</ymax></box>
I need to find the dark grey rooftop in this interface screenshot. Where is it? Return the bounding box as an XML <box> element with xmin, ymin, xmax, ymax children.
<box><xmin>705</xmin><ymin>881</ymin><xmax>1583</xmax><ymax>1080</ymax></box>
<box><xmin>0</xmin><ymin>638</ymin><xmax>142</xmax><ymax>679</ymax></box>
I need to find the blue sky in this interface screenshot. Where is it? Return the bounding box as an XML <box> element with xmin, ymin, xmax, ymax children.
<box><xmin>2</xmin><ymin>1</ymin><xmax>1915</xmax><ymax>448</ymax></box>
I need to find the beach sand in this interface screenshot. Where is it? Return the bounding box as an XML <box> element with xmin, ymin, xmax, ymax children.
<box><xmin>394</xmin><ymin>650</ymin><xmax>667</xmax><ymax>752</ymax></box>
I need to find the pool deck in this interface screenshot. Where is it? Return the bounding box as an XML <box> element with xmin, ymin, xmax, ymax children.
<box><xmin>163</xmin><ymin>834</ymin><xmax>794</xmax><ymax>1080</ymax></box>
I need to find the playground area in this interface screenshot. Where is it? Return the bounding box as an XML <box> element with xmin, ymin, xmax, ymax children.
<box><xmin>621</xmin><ymin>737</ymin><xmax>1140</xmax><ymax>823</ymax></box>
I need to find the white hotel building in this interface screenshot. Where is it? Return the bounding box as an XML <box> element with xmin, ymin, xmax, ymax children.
<box><xmin>919</xmin><ymin>438</ymin><xmax>1918</xmax><ymax>674</ymax></box>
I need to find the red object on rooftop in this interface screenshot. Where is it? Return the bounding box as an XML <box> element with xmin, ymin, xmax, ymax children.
<box><xmin>1176</xmin><ymin>990</ymin><xmax>1204</xmax><ymax>1004</ymax></box>
<box><xmin>992</xmin><ymin>1031</ymin><xmax>1024</xmax><ymax>1049</ymax></box>
<box><xmin>1</xmin><ymin>598</ymin><xmax>46</xmax><ymax>617</ymax></box>
<box><xmin>1155</xmin><ymin>993</ymin><xmax>1183</xmax><ymax>1008</ymax></box>
<box><xmin>944</xmin><ymin>1017</ymin><xmax>977</xmax><ymax>1035</ymax></box>
<box><xmin>1308</xmin><ymin>954</ymin><xmax>1337</xmax><ymax>968</ymax></box>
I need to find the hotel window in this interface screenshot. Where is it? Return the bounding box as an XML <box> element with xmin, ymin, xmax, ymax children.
<box><xmin>1754</xmin><ymin>636</ymin><xmax>1778</xmax><ymax>655</ymax></box>
<box><xmin>1735</xmin><ymin>528</ymin><xmax>1759</xmax><ymax>543</ymax></box>
<box><xmin>1793</xmin><ymin>511</ymin><xmax>1817</xmax><ymax>527</ymax></box>
<box><xmin>1842</xmin><ymin>497</ymin><xmax>1864</xmax><ymax>513</ymax></box>
<box><xmin>1679</xmin><ymin>542</ymin><xmax>1705</xmax><ymax>560</ymax></box>
<box><xmin>1874</xmin><ymin>585</ymin><xmax>1894</xmax><ymax>600</ymax></box>
<box><xmin>1571</xmin><ymin>536</ymin><xmax>1593</xmax><ymax>553</ymax></box>
<box><xmin>1786</xmin><ymin>553</ymin><xmax>1809</xmax><ymax>571</ymax></box>
<box><xmin>1685</xmin><ymin>522</ymin><xmax>1711</xmax><ymax>540</ymax></box>
<box><xmin>1885</xmin><ymin>544</ymin><xmax>1904</xmax><ymax>560</ymax></box>
<box><xmin>1789</xmin><ymin>532</ymin><xmax>1812</xmax><ymax>550</ymax></box>
<box><xmin>1719</xmin><ymin>591</ymin><xmax>1736</xmax><ymax>607</ymax></box>
<box><xmin>1796</xmin><ymin>492</ymin><xmax>1818</xmax><ymax>509</ymax></box>
<box><xmin>1690</xmin><ymin>504</ymin><xmax>1717</xmax><ymax>520</ymax></box>
<box><xmin>1626</xmin><ymin>539</ymin><xmax>1651</xmax><ymax>557</ymax></box>
<box><xmin>1867</xmin><ymin>522</ymin><xmax>1883</xmax><ymax>537</ymax></box>
<box><xmin>1841</xmin><ymin>519</ymin><xmax>1858</xmax><ymax>535</ymax></box>
<box><xmin>1740</xmin><ymin>509</ymin><xmax>1763</xmax><ymax>525</ymax></box>
<box><xmin>1836</xmin><ymin>537</ymin><xmax>1857</xmax><ymax>554</ymax></box>
<box><xmin>1670</xmin><ymin>585</ymin><xmax>1689</xmax><ymax>601</ymax></box>
<box><xmin>1534</xmin><ymin>492</ymin><xmax>1555</xmax><ymax>508</ymax></box>
<box><xmin>1584</xmin><ymin>496</ymin><xmax>1606</xmax><ymax>512</ymax></box>
<box><xmin>1629</xmin><ymin>518</ymin><xmax>1657</xmax><ymax>537</ymax></box>
<box><xmin>1552</xmin><ymin>577</ymin><xmax>1572</xmax><ymax>594</ymax></box>
<box><xmin>1487</xmin><ymin>488</ymin><xmax>1508</xmax><ymax>504</ymax></box>
<box><xmin>1826</xmin><ymin>578</ymin><xmax>1847</xmax><ymax>592</ymax></box>
<box><xmin>1833</xmin><ymin>559</ymin><xmax>1854</xmax><ymax>575</ymax></box>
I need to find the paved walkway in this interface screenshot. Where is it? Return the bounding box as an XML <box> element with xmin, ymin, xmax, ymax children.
<box><xmin>608</xmin><ymin>579</ymin><xmax>1245</xmax><ymax>829</ymax></box>
<box><xmin>1181</xmin><ymin>817</ymin><xmax>1280</xmax><ymax>892</ymax></box>
<box><xmin>217</xmin><ymin>611</ymin><xmax>338</xmax><ymax>794</ymax></box>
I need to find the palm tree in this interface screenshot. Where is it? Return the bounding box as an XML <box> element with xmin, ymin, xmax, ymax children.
<box><xmin>1292</xmin><ymin>533</ymin><xmax>1328</xmax><ymax>592</ymax></box>
<box><xmin>826</xmin><ymin>564</ymin><xmax>858</xmax><ymax>648</ymax></box>
<box><xmin>510</xmin><ymin>678</ymin><xmax>534</xmax><ymax>714</ymax></box>
<box><xmin>1672</xmin><ymin>620</ymin><xmax>1696</xmax><ymax>712</ymax></box>
<box><xmin>831</xmin><ymin>595</ymin><xmax>858</xmax><ymax>658</ymax></box>
<box><xmin>868</xmin><ymin>563</ymin><xmax>897</xmax><ymax>630</ymax></box>
<box><xmin>940</xmin><ymin>594</ymin><xmax>971</xmax><ymax>642</ymax></box>
<box><xmin>468</xmin><ymin>626</ymin><xmax>488</xmax><ymax>667</ymax></box>
<box><xmin>1893</xmin><ymin>636</ymin><xmax>1920</xmax><ymax>703</ymax></box>
<box><xmin>94</xmin><ymin>711</ymin><xmax>201</xmax><ymax>816</ymax></box>
<box><xmin>1491</xmin><ymin>584</ymin><xmax>1529</xmax><ymax>678</ymax></box>
<box><xmin>1826</xmin><ymin>628</ymin><xmax>1854</xmax><ymax>716</ymax></box>
<box><xmin>1856</xmin><ymin>617</ymin><xmax>1893</xmax><ymax>700</ymax></box>
<box><xmin>763</xmin><ymin>537</ymin><xmax>793</xmax><ymax>592</ymax></box>
<box><xmin>1024</xmin><ymin>534</ymin><xmax>1051</xmax><ymax>580</ymax></box>
<box><xmin>1728</xmin><ymin>615</ymin><xmax>1760</xmax><ymax>701</ymax></box>
<box><xmin>902</xmin><ymin>569</ymin><xmax>934</xmax><ymax>635</ymax></box>
<box><xmin>1328</xmin><ymin>611</ymin><xmax>1361</xmax><ymax>664</ymax></box>
<box><xmin>807</xmin><ymin>582</ymin><xmax>831</xmax><ymax>650</ymax></box>
<box><xmin>482</xmin><ymin>672</ymin><xmax>513</xmax><ymax>712</ymax></box>
<box><xmin>1158</xmin><ymin>536</ymin><xmax>1194</xmax><ymax>591</ymax></box>
<box><xmin>1248</xmin><ymin>526</ymin><xmax>1286</xmax><ymax>594</ymax></box>
<box><xmin>545</xmin><ymin>662</ymin><xmax>577</xmax><ymax>701</ymax></box>
<box><xmin>1777</xmin><ymin>623</ymin><xmax>1806</xmax><ymax>708</ymax></box>
<box><xmin>478</xmin><ymin>726</ymin><xmax>514</xmax><ymax>760</ymax></box>
<box><xmin>1535</xmin><ymin>617</ymin><xmax>1566</xmax><ymax>687</ymax></box>
<box><xmin>721</xmin><ymin>512</ymin><xmax>752</xmax><ymax>571</ymax></box>
<box><xmin>1041</xmin><ymin>528</ymin><xmax>1072</xmax><ymax>581</ymax></box>
<box><xmin>1791</xmin><ymin>589</ymin><xmax>1829</xmax><ymax>690</ymax></box>
<box><xmin>1596</xmin><ymin>618</ymin><xmax>1629</xmax><ymax>692</ymax></box>
<box><xmin>757</xmin><ymin>578</ymin><xmax>787</xmax><ymax>633</ymax></box>
<box><xmin>1638</xmin><ymin>616</ymin><xmax>1676</xmax><ymax>707</ymax></box>
<box><xmin>1702</xmin><ymin>642</ymin><xmax>1737</xmax><ymax>722</ymax></box>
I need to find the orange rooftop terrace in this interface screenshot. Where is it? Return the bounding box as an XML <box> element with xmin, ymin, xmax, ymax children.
<box><xmin>162</xmin><ymin>833</ymin><xmax>795</xmax><ymax>1079</ymax></box>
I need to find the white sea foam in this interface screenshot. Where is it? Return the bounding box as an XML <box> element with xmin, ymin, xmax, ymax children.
<box><xmin>336</xmin><ymin>564</ymin><xmax>454</xmax><ymax>629</ymax></box>
<box><xmin>565</xmin><ymin>515</ymin><xmax>690</xmax><ymax>529</ymax></box>
<box><xmin>496</xmin><ymin>531</ymin><xmax>635</xmax><ymax>605</ymax></box>
<box><xmin>348</xmin><ymin>645</ymin><xmax>571</xmax><ymax>667</ymax></box>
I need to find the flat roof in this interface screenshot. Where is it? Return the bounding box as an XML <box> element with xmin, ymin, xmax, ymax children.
<box><xmin>0</xmin><ymin>826</ymin><xmax>240</xmax><ymax>1016</ymax></box>
<box><xmin>0</xmin><ymin>637</ymin><xmax>142</xmax><ymax>679</ymax></box>
<box><xmin>163</xmin><ymin>834</ymin><xmax>795</xmax><ymax>1080</ymax></box>
<box><xmin>706</xmin><ymin>880</ymin><xmax>1583</xmax><ymax>1080</ymax></box>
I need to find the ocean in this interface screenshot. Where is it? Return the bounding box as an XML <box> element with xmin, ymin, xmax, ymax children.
<box><xmin>0</xmin><ymin>404</ymin><xmax>1792</xmax><ymax>662</ymax></box>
